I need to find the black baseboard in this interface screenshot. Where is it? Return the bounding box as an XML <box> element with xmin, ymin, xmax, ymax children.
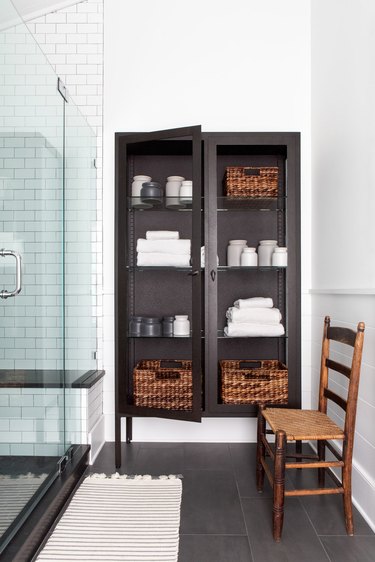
<box><xmin>0</xmin><ymin>445</ymin><xmax>90</xmax><ymax>562</ymax></box>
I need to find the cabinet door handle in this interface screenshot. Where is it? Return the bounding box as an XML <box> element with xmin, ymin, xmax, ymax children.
<box><xmin>188</xmin><ymin>270</ymin><xmax>199</xmax><ymax>276</ymax></box>
<box><xmin>210</xmin><ymin>269</ymin><xmax>216</xmax><ymax>282</ymax></box>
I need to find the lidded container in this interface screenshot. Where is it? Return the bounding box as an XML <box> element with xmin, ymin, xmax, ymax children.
<box><xmin>166</xmin><ymin>176</ymin><xmax>185</xmax><ymax>209</ymax></box>
<box><xmin>173</xmin><ymin>315</ymin><xmax>190</xmax><ymax>336</ymax></box>
<box><xmin>162</xmin><ymin>316</ymin><xmax>174</xmax><ymax>336</ymax></box>
<box><xmin>227</xmin><ymin>240</ymin><xmax>247</xmax><ymax>267</ymax></box>
<box><xmin>129</xmin><ymin>316</ymin><xmax>143</xmax><ymax>336</ymax></box>
<box><xmin>179</xmin><ymin>180</ymin><xmax>193</xmax><ymax>205</ymax></box>
<box><xmin>240</xmin><ymin>247</ymin><xmax>258</xmax><ymax>267</ymax></box>
<box><xmin>258</xmin><ymin>240</ymin><xmax>277</xmax><ymax>267</ymax></box>
<box><xmin>140</xmin><ymin>181</ymin><xmax>163</xmax><ymax>205</ymax></box>
<box><xmin>131</xmin><ymin>175</ymin><xmax>152</xmax><ymax>208</ymax></box>
<box><xmin>140</xmin><ymin>317</ymin><xmax>162</xmax><ymax>337</ymax></box>
<box><xmin>272</xmin><ymin>247</ymin><xmax>288</xmax><ymax>267</ymax></box>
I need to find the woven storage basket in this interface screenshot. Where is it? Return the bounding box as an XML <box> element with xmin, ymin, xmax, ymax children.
<box><xmin>225</xmin><ymin>166</ymin><xmax>279</xmax><ymax>198</ymax></box>
<box><xmin>133</xmin><ymin>359</ymin><xmax>192</xmax><ymax>410</ymax></box>
<box><xmin>220</xmin><ymin>359</ymin><xmax>288</xmax><ymax>405</ymax></box>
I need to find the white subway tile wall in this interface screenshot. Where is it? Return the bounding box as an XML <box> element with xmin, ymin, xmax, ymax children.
<box><xmin>26</xmin><ymin>0</ymin><xmax>103</xmax><ymax>371</ymax></box>
<box><xmin>0</xmin><ymin>1</ymin><xmax>103</xmax><ymax>454</ymax></box>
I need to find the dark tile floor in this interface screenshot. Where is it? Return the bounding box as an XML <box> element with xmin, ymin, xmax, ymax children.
<box><xmin>91</xmin><ymin>443</ymin><xmax>375</xmax><ymax>562</ymax></box>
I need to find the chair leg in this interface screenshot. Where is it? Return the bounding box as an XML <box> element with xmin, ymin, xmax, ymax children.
<box><xmin>273</xmin><ymin>430</ymin><xmax>286</xmax><ymax>542</ymax></box>
<box><xmin>342</xmin><ymin>465</ymin><xmax>354</xmax><ymax>535</ymax></box>
<box><xmin>256</xmin><ymin>406</ymin><xmax>266</xmax><ymax>492</ymax></box>
<box><xmin>295</xmin><ymin>440</ymin><xmax>302</xmax><ymax>468</ymax></box>
<box><xmin>318</xmin><ymin>440</ymin><xmax>326</xmax><ymax>486</ymax></box>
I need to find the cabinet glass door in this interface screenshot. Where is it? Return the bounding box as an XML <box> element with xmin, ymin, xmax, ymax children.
<box><xmin>116</xmin><ymin>126</ymin><xmax>202</xmax><ymax>422</ymax></box>
<box><xmin>205</xmin><ymin>134</ymin><xmax>300</xmax><ymax>415</ymax></box>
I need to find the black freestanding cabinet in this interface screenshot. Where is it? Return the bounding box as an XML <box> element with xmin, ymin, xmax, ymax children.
<box><xmin>115</xmin><ymin>127</ymin><xmax>300</xmax><ymax>468</ymax></box>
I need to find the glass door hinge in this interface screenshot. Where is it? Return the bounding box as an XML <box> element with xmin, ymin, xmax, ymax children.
<box><xmin>57</xmin><ymin>77</ymin><xmax>68</xmax><ymax>102</ymax></box>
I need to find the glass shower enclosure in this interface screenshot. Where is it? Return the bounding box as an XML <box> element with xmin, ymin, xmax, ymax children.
<box><xmin>0</xmin><ymin>0</ymin><xmax>98</xmax><ymax>553</ymax></box>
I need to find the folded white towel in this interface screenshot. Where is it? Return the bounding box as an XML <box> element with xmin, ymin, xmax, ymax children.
<box><xmin>146</xmin><ymin>231</ymin><xmax>179</xmax><ymax>240</ymax></box>
<box><xmin>137</xmin><ymin>252</ymin><xmax>191</xmax><ymax>267</ymax></box>
<box><xmin>137</xmin><ymin>238</ymin><xmax>191</xmax><ymax>255</ymax></box>
<box><xmin>224</xmin><ymin>322</ymin><xmax>285</xmax><ymax>337</ymax></box>
<box><xmin>233</xmin><ymin>297</ymin><xmax>274</xmax><ymax>309</ymax></box>
<box><xmin>226</xmin><ymin>307</ymin><xmax>282</xmax><ymax>325</ymax></box>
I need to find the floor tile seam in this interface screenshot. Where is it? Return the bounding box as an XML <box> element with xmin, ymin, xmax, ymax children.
<box><xmin>318</xmin><ymin>533</ymin><xmax>375</xmax><ymax>538</ymax></box>
<box><xmin>179</xmin><ymin>533</ymin><xmax>249</xmax><ymax>537</ymax></box>
<box><xmin>297</xmin><ymin>494</ymin><xmax>333</xmax><ymax>561</ymax></box>
<box><xmin>237</xmin><ymin>487</ymin><xmax>255</xmax><ymax>562</ymax></box>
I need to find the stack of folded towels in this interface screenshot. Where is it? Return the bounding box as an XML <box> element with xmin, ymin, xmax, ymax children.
<box><xmin>224</xmin><ymin>297</ymin><xmax>285</xmax><ymax>337</ymax></box>
<box><xmin>136</xmin><ymin>230</ymin><xmax>191</xmax><ymax>267</ymax></box>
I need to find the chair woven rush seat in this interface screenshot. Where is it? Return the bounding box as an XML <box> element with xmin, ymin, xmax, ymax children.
<box><xmin>256</xmin><ymin>316</ymin><xmax>365</xmax><ymax>542</ymax></box>
<box><xmin>262</xmin><ymin>408</ymin><xmax>345</xmax><ymax>441</ymax></box>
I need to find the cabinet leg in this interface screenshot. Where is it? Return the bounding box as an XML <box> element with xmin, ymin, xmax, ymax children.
<box><xmin>115</xmin><ymin>414</ymin><xmax>121</xmax><ymax>469</ymax></box>
<box><xmin>126</xmin><ymin>417</ymin><xmax>133</xmax><ymax>444</ymax></box>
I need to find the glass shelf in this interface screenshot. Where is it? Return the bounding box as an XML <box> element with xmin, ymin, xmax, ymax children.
<box><xmin>127</xmin><ymin>197</ymin><xmax>203</xmax><ymax>211</ymax></box>
<box><xmin>217</xmin><ymin>266</ymin><xmax>286</xmax><ymax>272</ymax></box>
<box><xmin>127</xmin><ymin>332</ymin><xmax>205</xmax><ymax>339</ymax></box>
<box><xmin>126</xmin><ymin>266</ymin><xmax>195</xmax><ymax>272</ymax></box>
<box><xmin>128</xmin><ymin>334</ymin><xmax>191</xmax><ymax>339</ymax></box>
<box><xmin>217</xmin><ymin>196</ymin><xmax>286</xmax><ymax>211</ymax></box>
<box><xmin>217</xmin><ymin>330</ymin><xmax>288</xmax><ymax>339</ymax></box>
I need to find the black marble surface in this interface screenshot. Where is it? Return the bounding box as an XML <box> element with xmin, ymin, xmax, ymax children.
<box><xmin>0</xmin><ymin>369</ymin><xmax>105</xmax><ymax>389</ymax></box>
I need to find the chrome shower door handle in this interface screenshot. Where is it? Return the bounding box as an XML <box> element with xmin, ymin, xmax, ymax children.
<box><xmin>0</xmin><ymin>249</ymin><xmax>22</xmax><ymax>299</ymax></box>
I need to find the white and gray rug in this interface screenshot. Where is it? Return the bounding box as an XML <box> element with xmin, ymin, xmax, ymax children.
<box><xmin>36</xmin><ymin>474</ymin><xmax>183</xmax><ymax>562</ymax></box>
<box><xmin>0</xmin><ymin>473</ymin><xmax>48</xmax><ymax>537</ymax></box>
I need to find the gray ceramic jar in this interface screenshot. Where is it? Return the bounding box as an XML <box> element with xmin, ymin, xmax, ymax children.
<box><xmin>140</xmin><ymin>182</ymin><xmax>163</xmax><ymax>205</ymax></box>
<box><xmin>140</xmin><ymin>317</ymin><xmax>162</xmax><ymax>337</ymax></box>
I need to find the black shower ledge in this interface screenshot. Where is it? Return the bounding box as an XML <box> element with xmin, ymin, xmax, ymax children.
<box><xmin>0</xmin><ymin>369</ymin><xmax>105</xmax><ymax>389</ymax></box>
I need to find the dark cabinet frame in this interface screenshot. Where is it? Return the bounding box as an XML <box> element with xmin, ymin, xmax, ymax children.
<box><xmin>115</xmin><ymin>127</ymin><xmax>300</xmax><ymax>467</ymax></box>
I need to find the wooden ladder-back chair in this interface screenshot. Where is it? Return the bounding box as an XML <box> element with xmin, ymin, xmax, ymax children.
<box><xmin>256</xmin><ymin>315</ymin><xmax>365</xmax><ymax>541</ymax></box>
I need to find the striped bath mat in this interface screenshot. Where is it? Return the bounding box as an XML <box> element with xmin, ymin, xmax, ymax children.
<box><xmin>36</xmin><ymin>474</ymin><xmax>183</xmax><ymax>562</ymax></box>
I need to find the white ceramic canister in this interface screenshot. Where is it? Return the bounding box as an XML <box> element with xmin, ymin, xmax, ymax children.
<box><xmin>272</xmin><ymin>247</ymin><xmax>288</xmax><ymax>267</ymax></box>
<box><xmin>131</xmin><ymin>175</ymin><xmax>152</xmax><ymax>208</ymax></box>
<box><xmin>166</xmin><ymin>175</ymin><xmax>185</xmax><ymax>209</ymax></box>
<box><xmin>173</xmin><ymin>315</ymin><xmax>190</xmax><ymax>336</ymax></box>
<box><xmin>258</xmin><ymin>240</ymin><xmax>278</xmax><ymax>267</ymax></box>
<box><xmin>240</xmin><ymin>247</ymin><xmax>258</xmax><ymax>266</ymax></box>
<box><xmin>227</xmin><ymin>240</ymin><xmax>247</xmax><ymax>267</ymax></box>
<box><xmin>179</xmin><ymin>180</ymin><xmax>193</xmax><ymax>205</ymax></box>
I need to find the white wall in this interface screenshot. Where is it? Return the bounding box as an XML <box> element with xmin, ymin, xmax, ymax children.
<box><xmin>311</xmin><ymin>0</ymin><xmax>375</xmax><ymax>531</ymax></box>
<box><xmin>103</xmin><ymin>0</ymin><xmax>311</xmax><ymax>441</ymax></box>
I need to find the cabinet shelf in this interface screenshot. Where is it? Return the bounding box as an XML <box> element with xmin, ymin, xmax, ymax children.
<box><xmin>217</xmin><ymin>266</ymin><xmax>286</xmax><ymax>272</ymax></box>
<box><xmin>127</xmin><ymin>197</ymin><xmax>203</xmax><ymax>211</ymax></box>
<box><xmin>217</xmin><ymin>330</ymin><xmax>288</xmax><ymax>339</ymax></box>
<box><xmin>126</xmin><ymin>266</ymin><xmax>194</xmax><ymax>272</ymax></box>
<box><xmin>217</xmin><ymin>196</ymin><xmax>286</xmax><ymax>212</ymax></box>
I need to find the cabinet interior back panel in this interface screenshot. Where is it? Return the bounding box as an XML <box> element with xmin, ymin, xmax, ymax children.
<box><xmin>217</xmin><ymin>272</ymin><xmax>282</xmax><ymax>329</ymax></box>
<box><xmin>217</xmin><ymin>212</ymin><xmax>282</xmax><ymax>265</ymax></box>
<box><xmin>133</xmin><ymin>271</ymin><xmax>192</xmax><ymax>318</ymax></box>
<box><xmin>128</xmin><ymin>152</ymin><xmax>193</xmax><ymax>187</ymax></box>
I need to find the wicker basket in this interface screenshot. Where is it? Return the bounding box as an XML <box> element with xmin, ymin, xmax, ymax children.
<box><xmin>220</xmin><ymin>359</ymin><xmax>288</xmax><ymax>405</ymax></box>
<box><xmin>225</xmin><ymin>166</ymin><xmax>279</xmax><ymax>198</ymax></box>
<box><xmin>133</xmin><ymin>359</ymin><xmax>192</xmax><ymax>410</ymax></box>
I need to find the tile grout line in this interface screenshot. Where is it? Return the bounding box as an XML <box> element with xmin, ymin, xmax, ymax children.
<box><xmin>229</xmin><ymin>444</ymin><xmax>256</xmax><ymax>562</ymax></box>
<box><xmin>297</xmin><ymin>494</ymin><xmax>333</xmax><ymax>561</ymax></box>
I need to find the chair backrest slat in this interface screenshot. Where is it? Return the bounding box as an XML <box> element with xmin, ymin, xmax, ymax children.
<box><xmin>324</xmin><ymin>388</ymin><xmax>347</xmax><ymax>412</ymax></box>
<box><xmin>319</xmin><ymin>316</ymin><xmax>365</xmax><ymax>450</ymax></box>
<box><xmin>327</xmin><ymin>326</ymin><xmax>356</xmax><ymax>347</ymax></box>
<box><xmin>326</xmin><ymin>358</ymin><xmax>351</xmax><ymax>379</ymax></box>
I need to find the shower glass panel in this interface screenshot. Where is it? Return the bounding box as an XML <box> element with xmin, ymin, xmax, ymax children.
<box><xmin>64</xmin><ymin>98</ymin><xmax>97</xmax><ymax>447</ymax></box>
<box><xmin>0</xmin><ymin>0</ymin><xmax>66</xmax><ymax>549</ymax></box>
